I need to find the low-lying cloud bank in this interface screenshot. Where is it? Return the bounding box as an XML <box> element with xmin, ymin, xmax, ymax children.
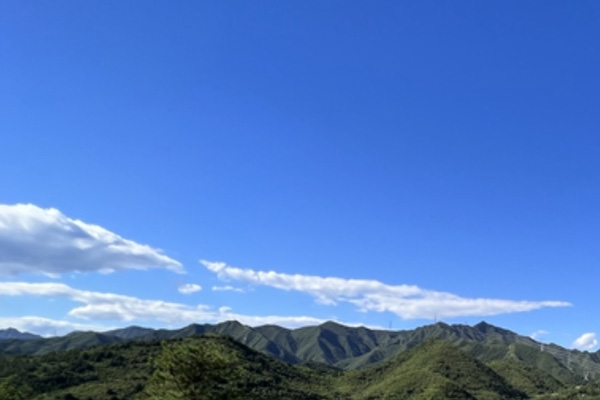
<box><xmin>0</xmin><ymin>281</ymin><xmax>332</xmax><ymax>335</ymax></box>
<box><xmin>0</xmin><ymin>204</ymin><xmax>183</xmax><ymax>276</ymax></box>
<box><xmin>202</xmin><ymin>260</ymin><xmax>571</xmax><ymax>320</ymax></box>
<box><xmin>0</xmin><ymin>316</ymin><xmax>111</xmax><ymax>337</ymax></box>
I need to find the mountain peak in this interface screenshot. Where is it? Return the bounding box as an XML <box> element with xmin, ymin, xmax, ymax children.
<box><xmin>474</xmin><ymin>321</ymin><xmax>514</xmax><ymax>335</ymax></box>
<box><xmin>320</xmin><ymin>321</ymin><xmax>345</xmax><ymax>328</ymax></box>
<box><xmin>0</xmin><ymin>327</ymin><xmax>42</xmax><ymax>340</ymax></box>
<box><xmin>475</xmin><ymin>321</ymin><xmax>494</xmax><ymax>329</ymax></box>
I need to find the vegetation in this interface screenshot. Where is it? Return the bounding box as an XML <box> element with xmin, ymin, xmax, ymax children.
<box><xmin>144</xmin><ymin>334</ymin><xmax>245</xmax><ymax>400</ymax></box>
<box><xmin>2</xmin><ymin>321</ymin><xmax>597</xmax><ymax>385</ymax></box>
<box><xmin>2</xmin><ymin>322</ymin><xmax>600</xmax><ymax>399</ymax></box>
<box><xmin>0</xmin><ymin>340</ymin><xmax>155</xmax><ymax>400</ymax></box>
<box><xmin>337</xmin><ymin>340</ymin><xmax>526</xmax><ymax>400</ymax></box>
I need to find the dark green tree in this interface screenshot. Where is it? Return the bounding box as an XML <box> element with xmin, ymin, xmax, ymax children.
<box><xmin>0</xmin><ymin>379</ymin><xmax>33</xmax><ymax>400</ymax></box>
<box><xmin>145</xmin><ymin>335</ymin><xmax>244</xmax><ymax>400</ymax></box>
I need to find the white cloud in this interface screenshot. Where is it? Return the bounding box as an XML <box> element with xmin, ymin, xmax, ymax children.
<box><xmin>0</xmin><ymin>281</ymin><xmax>337</xmax><ymax>331</ymax></box>
<box><xmin>178</xmin><ymin>283</ymin><xmax>202</xmax><ymax>294</ymax></box>
<box><xmin>530</xmin><ymin>329</ymin><xmax>549</xmax><ymax>341</ymax></box>
<box><xmin>218</xmin><ymin>309</ymin><xmax>327</xmax><ymax>328</ymax></box>
<box><xmin>0</xmin><ymin>316</ymin><xmax>112</xmax><ymax>337</ymax></box>
<box><xmin>0</xmin><ymin>281</ymin><xmax>212</xmax><ymax>323</ymax></box>
<box><xmin>202</xmin><ymin>260</ymin><xmax>571</xmax><ymax>320</ymax></box>
<box><xmin>0</xmin><ymin>203</ymin><xmax>183</xmax><ymax>276</ymax></box>
<box><xmin>573</xmin><ymin>333</ymin><xmax>598</xmax><ymax>351</ymax></box>
<box><xmin>212</xmin><ymin>285</ymin><xmax>245</xmax><ymax>293</ymax></box>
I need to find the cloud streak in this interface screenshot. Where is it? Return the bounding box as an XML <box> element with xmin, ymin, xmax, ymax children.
<box><xmin>0</xmin><ymin>316</ymin><xmax>111</xmax><ymax>337</ymax></box>
<box><xmin>0</xmin><ymin>281</ymin><xmax>332</xmax><ymax>333</ymax></box>
<box><xmin>0</xmin><ymin>281</ymin><xmax>213</xmax><ymax>323</ymax></box>
<box><xmin>178</xmin><ymin>283</ymin><xmax>202</xmax><ymax>294</ymax></box>
<box><xmin>202</xmin><ymin>261</ymin><xmax>571</xmax><ymax>320</ymax></box>
<box><xmin>530</xmin><ymin>330</ymin><xmax>549</xmax><ymax>341</ymax></box>
<box><xmin>212</xmin><ymin>285</ymin><xmax>245</xmax><ymax>293</ymax></box>
<box><xmin>0</xmin><ymin>203</ymin><xmax>183</xmax><ymax>276</ymax></box>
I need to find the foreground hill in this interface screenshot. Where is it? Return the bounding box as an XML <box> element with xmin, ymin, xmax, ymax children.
<box><xmin>2</xmin><ymin>334</ymin><xmax>579</xmax><ymax>400</ymax></box>
<box><xmin>340</xmin><ymin>339</ymin><xmax>528</xmax><ymax>400</ymax></box>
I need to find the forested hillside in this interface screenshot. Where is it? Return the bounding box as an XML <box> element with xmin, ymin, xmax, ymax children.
<box><xmin>1</xmin><ymin>331</ymin><xmax>600</xmax><ymax>400</ymax></box>
<box><xmin>2</xmin><ymin>321</ymin><xmax>599</xmax><ymax>384</ymax></box>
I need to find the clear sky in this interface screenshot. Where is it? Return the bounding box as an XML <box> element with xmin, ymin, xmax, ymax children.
<box><xmin>0</xmin><ymin>1</ymin><xmax>598</xmax><ymax>350</ymax></box>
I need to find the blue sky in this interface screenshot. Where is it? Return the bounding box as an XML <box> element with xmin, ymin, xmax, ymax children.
<box><xmin>0</xmin><ymin>1</ymin><xmax>598</xmax><ymax>350</ymax></box>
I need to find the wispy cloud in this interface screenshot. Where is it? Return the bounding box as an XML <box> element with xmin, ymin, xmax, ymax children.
<box><xmin>530</xmin><ymin>329</ymin><xmax>549</xmax><ymax>341</ymax></box>
<box><xmin>0</xmin><ymin>203</ymin><xmax>183</xmax><ymax>276</ymax></box>
<box><xmin>202</xmin><ymin>261</ymin><xmax>571</xmax><ymax>320</ymax></box>
<box><xmin>0</xmin><ymin>316</ymin><xmax>112</xmax><ymax>337</ymax></box>
<box><xmin>0</xmin><ymin>282</ymin><xmax>334</xmax><ymax>333</ymax></box>
<box><xmin>178</xmin><ymin>283</ymin><xmax>202</xmax><ymax>294</ymax></box>
<box><xmin>573</xmin><ymin>333</ymin><xmax>598</xmax><ymax>351</ymax></box>
<box><xmin>215</xmin><ymin>306</ymin><xmax>327</xmax><ymax>328</ymax></box>
<box><xmin>212</xmin><ymin>285</ymin><xmax>245</xmax><ymax>293</ymax></box>
<box><xmin>0</xmin><ymin>281</ymin><xmax>213</xmax><ymax>323</ymax></box>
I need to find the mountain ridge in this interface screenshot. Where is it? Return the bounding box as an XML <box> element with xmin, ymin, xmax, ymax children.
<box><xmin>2</xmin><ymin>333</ymin><xmax>567</xmax><ymax>400</ymax></box>
<box><xmin>2</xmin><ymin>320</ymin><xmax>599</xmax><ymax>384</ymax></box>
<box><xmin>0</xmin><ymin>327</ymin><xmax>42</xmax><ymax>341</ymax></box>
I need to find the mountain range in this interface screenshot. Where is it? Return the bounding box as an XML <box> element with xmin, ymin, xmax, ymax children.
<box><xmin>2</xmin><ymin>320</ymin><xmax>599</xmax><ymax>385</ymax></box>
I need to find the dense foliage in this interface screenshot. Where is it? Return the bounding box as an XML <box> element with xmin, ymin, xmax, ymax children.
<box><xmin>1</xmin><ymin>332</ymin><xmax>600</xmax><ymax>400</ymax></box>
<box><xmin>2</xmin><ymin>321</ymin><xmax>599</xmax><ymax>384</ymax></box>
<box><xmin>0</xmin><ymin>340</ymin><xmax>154</xmax><ymax>400</ymax></box>
<box><xmin>144</xmin><ymin>334</ymin><xmax>245</xmax><ymax>400</ymax></box>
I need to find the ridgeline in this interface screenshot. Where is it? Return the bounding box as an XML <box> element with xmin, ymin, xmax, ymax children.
<box><xmin>1</xmin><ymin>321</ymin><xmax>599</xmax><ymax>400</ymax></box>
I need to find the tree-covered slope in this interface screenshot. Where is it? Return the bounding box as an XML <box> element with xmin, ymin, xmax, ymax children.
<box><xmin>3</xmin><ymin>320</ymin><xmax>600</xmax><ymax>386</ymax></box>
<box><xmin>338</xmin><ymin>339</ymin><xmax>527</xmax><ymax>400</ymax></box>
<box><xmin>2</xmin><ymin>332</ymin><xmax>600</xmax><ymax>400</ymax></box>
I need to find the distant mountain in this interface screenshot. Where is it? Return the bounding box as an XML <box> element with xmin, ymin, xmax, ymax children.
<box><xmin>1</xmin><ymin>320</ymin><xmax>599</xmax><ymax>386</ymax></box>
<box><xmin>0</xmin><ymin>330</ymin><xmax>120</xmax><ymax>355</ymax></box>
<box><xmin>0</xmin><ymin>328</ymin><xmax>41</xmax><ymax>341</ymax></box>
<box><xmin>103</xmin><ymin>326</ymin><xmax>155</xmax><ymax>340</ymax></box>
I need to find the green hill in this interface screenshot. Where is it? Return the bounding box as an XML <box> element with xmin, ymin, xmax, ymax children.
<box><xmin>488</xmin><ymin>358</ymin><xmax>564</xmax><ymax>397</ymax></box>
<box><xmin>338</xmin><ymin>340</ymin><xmax>527</xmax><ymax>400</ymax></box>
<box><xmin>1</xmin><ymin>334</ymin><xmax>549</xmax><ymax>400</ymax></box>
<box><xmin>3</xmin><ymin>320</ymin><xmax>600</xmax><ymax>387</ymax></box>
<box><xmin>0</xmin><ymin>334</ymin><xmax>339</xmax><ymax>400</ymax></box>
